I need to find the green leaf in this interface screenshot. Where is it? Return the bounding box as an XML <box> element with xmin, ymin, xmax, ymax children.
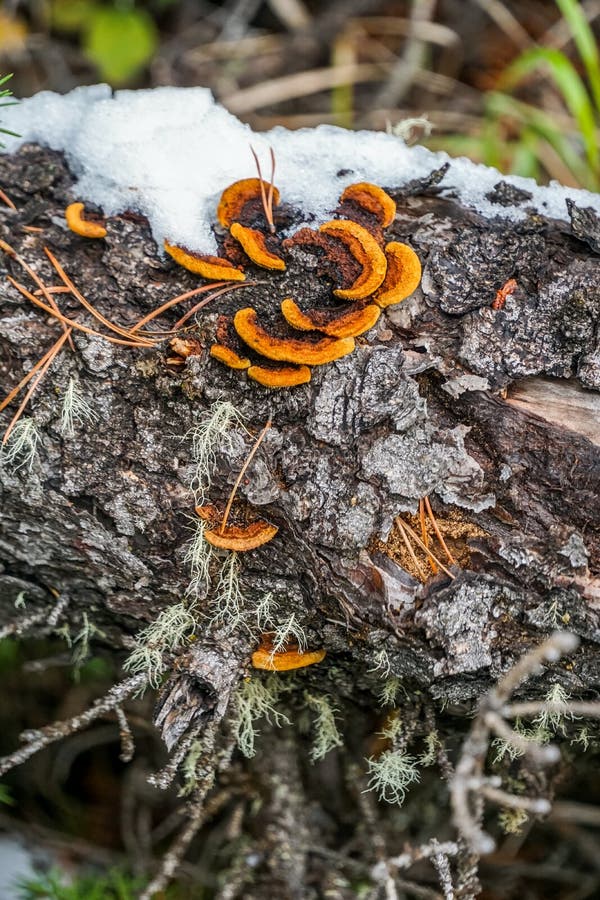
<box><xmin>555</xmin><ymin>0</ymin><xmax>600</xmax><ymax>115</ymax></box>
<box><xmin>499</xmin><ymin>46</ymin><xmax>598</xmax><ymax>174</ymax></box>
<box><xmin>83</xmin><ymin>7</ymin><xmax>158</xmax><ymax>85</ymax></box>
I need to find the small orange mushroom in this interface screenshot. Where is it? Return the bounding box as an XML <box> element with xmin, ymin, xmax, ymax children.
<box><xmin>210</xmin><ymin>344</ymin><xmax>251</xmax><ymax>369</ymax></box>
<box><xmin>252</xmin><ymin>645</ymin><xmax>326</xmax><ymax>671</ymax></box>
<box><xmin>340</xmin><ymin>182</ymin><xmax>396</xmax><ymax>228</ymax></box>
<box><xmin>319</xmin><ymin>220</ymin><xmax>387</xmax><ymax>300</ymax></box>
<box><xmin>280</xmin><ymin>297</ymin><xmax>381</xmax><ymax>338</ymax></box>
<box><xmin>234</xmin><ymin>308</ymin><xmax>355</xmax><ymax>365</ymax></box>
<box><xmin>164</xmin><ymin>241</ymin><xmax>245</xmax><ymax>281</ymax></box>
<box><xmin>230</xmin><ymin>222</ymin><xmax>285</xmax><ymax>271</ymax></box>
<box><xmin>65</xmin><ymin>202</ymin><xmax>107</xmax><ymax>239</ymax></box>
<box><xmin>203</xmin><ymin>520</ymin><xmax>278</xmax><ymax>552</ymax></box>
<box><xmin>217</xmin><ymin>178</ymin><xmax>281</xmax><ymax>228</ymax></box>
<box><xmin>373</xmin><ymin>242</ymin><xmax>422</xmax><ymax>308</ymax></box>
<box><xmin>248</xmin><ymin>362</ymin><xmax>311</xmax><ymax>388</ymax></box>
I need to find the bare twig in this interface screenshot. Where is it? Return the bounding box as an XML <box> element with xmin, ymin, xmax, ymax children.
<box><xmin>0</xmin><ymin>593</ymin><xmax>69</xmax><ymax>640</ymax></box>
<box><xmin>219</xmin><ymin>418</ymin><xmax>272</xmax><ymax>533</ymax></box>
<box><xmin>450</xmin><ymin>632</ymin><xmax>579</xmax><ymax>855</ymax></box>
<box><xmin>116</xmin><ymin>706</ymin><xmax>135</xmax><ymax>763</ymax></box>
<box><xmin>0</xmin><ymin>673</ymin><xmax>146</xmax><ymax>777</ymax></box>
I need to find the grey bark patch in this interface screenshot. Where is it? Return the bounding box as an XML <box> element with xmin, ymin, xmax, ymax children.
<box><xmin>427</xmin><ymin>229</ymin><xmax>545</xmax><ymax>315</ymax></box>
<box><xmin>485</xmin><ymin>181</ymin><xmax>533</xmax><ymax>207</ymax></box>
<box><xmin>415</xmin><ymin>575</ymin><xmax>514</xmax><ymax>676</ymax></box>
<box><xmin>361</xmin><ymin>423</ymin><xmax>494</xmax><ymax>512</ymax></box>
<box><xmin>567</xmin><ymin>198</ymin><xmax>600</xmax><ymax>253</ymax></box>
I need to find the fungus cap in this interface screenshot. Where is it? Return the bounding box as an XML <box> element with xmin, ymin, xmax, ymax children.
<box><xmin>340</xmin><ymin>182</ymin><xmax>396</xmax><ymax>228</ymax></box>
<box><xmin>251</xmin><ymin>647</ymin><xmax>326</xmax><ymax>671</ymax></box>
<box><xmin>233</xmin><ymin>307</ymin><xmax>355</xmax><ymax>365</ymax></box>
<box><xmin>374</xmin><ymin>242</ymin><xmax>422</xmax><ymax>308</ymax></box>
<box><xmin>247</xmin><ymin>362</ymin><xmax>311</xmax><ymax>387</ymax></box>
<box><xmin>217</xmin><ymin>178</ymin><xmax>280</xmax><ymax>228</ymax></box>
<box><xmin>319</xmin><ymin>220</ymin><xmax>387</xmax><ymax>300</ymax></box>
<box><xmin>65</xmin><ymin>202</ymin><xmax>107</xmax><ymax>239</ymax></box>
<box><xmin>164</xmin><ymin>241</ymin><xmax>245</xmax><ymax>281</ymax></box>
<box><xmin>210</xmin><ymin>344</ymin><xmax>251</xmax><ymax>369</ymax></box>
<box><xmin>203</xmin><ymin>520</ymin><xmax>278</xmax><ymax>552</ymax></box>
<box><xmin>230</xmin><ymin>222</ymin><xmax>285</xmax><ymax>271</ymax></box>
<box><xmin>280</xmin><ymin>297</ymin><xmax>381</xmax><ymax>338</ymax></box>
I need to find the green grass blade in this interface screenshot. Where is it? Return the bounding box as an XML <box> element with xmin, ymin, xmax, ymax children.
<box><xmin>555</xmin><ymin>0</ymin><xmax>600</xmax><ymax>115</ymax></box>
<box><xmin>499</xmin><ymin>46</ymin><xmax>598</xmax><ymax>173</ymax></box>
<box><xmin>486</xmin><ymin>91</ymin><xmax>599</xmax><ymax>189</ymax></box>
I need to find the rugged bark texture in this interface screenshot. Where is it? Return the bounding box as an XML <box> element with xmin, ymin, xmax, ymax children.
<box><xmin>1</xmin><ymin>144</ymin><xmax>599</xmax><ymax>897</ymax></box>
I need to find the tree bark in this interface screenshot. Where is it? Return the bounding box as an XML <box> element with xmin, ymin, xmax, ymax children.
<box><xmin>1</xmin><ymin>143</ymin><xmax>599</xmax><ymax>898</ymax></box>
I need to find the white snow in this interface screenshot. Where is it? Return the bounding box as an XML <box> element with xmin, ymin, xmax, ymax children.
<box><xmin>3</xmin><ymin>84</ymin><xmax>600</xmax><ymax>255</ymax></box>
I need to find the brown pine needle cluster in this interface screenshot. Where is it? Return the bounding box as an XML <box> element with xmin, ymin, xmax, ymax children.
<box><xmin>0</xmin><ymin>239</ymin><xmax>248</xmax><ymax>451</ymax></box>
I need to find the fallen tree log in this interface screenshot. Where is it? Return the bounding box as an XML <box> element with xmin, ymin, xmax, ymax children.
<box><xmin>1</xmin><ymin>125</ymin><xmax>600</xmax><ymax>899</ymax></box>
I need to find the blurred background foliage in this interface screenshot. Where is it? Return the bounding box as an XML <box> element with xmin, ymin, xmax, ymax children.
<box><xmin>2</xmin><ymin>0</ymin><xmax>600</xmax><ymax>188</ymax></box>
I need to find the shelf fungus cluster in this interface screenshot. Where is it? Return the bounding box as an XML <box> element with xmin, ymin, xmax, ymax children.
<box><xmin>251</xmin><ymin>634</ymin><xmax>326</xmax><ymax>672</ymax></box>
<box><xmin>195</xmin><ymin>503</ymin><xmax>278</xmax><ymax>552</ymax></box>
<box><xmin>165</xmin><ymin>178</ymin><xmax>422</xmax><ymax>388</ymax></box>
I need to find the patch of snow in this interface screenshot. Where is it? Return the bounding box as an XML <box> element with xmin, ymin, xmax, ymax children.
<box><xmin>3</xmin><ymin>85</ymin><xmax>600</xmax><ymax>255</ymax></box>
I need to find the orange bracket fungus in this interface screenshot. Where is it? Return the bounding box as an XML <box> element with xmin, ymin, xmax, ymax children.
<box><xmin>162</xmin><ymin>173</ymin><xmax>421</xmax><ymax>388</ymax></box>
<box><xmin>209</xmin><ymin>344</ymin><xmax>251</xmax><ymax>369</ymax></box>
<box><xmin>247</xmin><ymin>362</ymin><xmax>311</xmax><ymax>388</ymax></box>
<box><xmin>230</xmin><ymin>222</ymin><xmax>285</xmax><ymax>271</ymax></box>
<box><xmin>340</xmin><ymin>181</ymin><xmax>397</xmax><ymax>228</ymax></box>
<box><xmin>217</xmin><ymin>177</ymin><xmax>280</xmax><ymax>229</ymax></box>
<box><xmin>373</xmin><ymin>242</ymin><xmax>422</xmax><ymax>309</ymax></box>
<box><xmin>280</xmin><ymin>297</ymin><xmax>381</xmax><ymax>339</ymax></box>
<box><xmin>65</xmin><ymin>202</ymin><xmax>107</xmax><ymax>239</ymax></box>
<box><xmin>251</xmin><ymin>639</ymin><xmax>327</xmax><ymax>671</ymax></box>
<box><xmin>203</xmin><ymin>520</ymin><xmax>278</xmax><ymax>552</ymax></box>
<box><xmin>164</xmin><ymin>241</ymin><xmax>245</xmax><ymax>281</ymax></box>
<box><xmin>319</xmin><ymin>220</ymin><xmax>387</xmax><ymax>300</ymax></box>
<box><xmin>233</xmin><ymin>308</ymin><xmax>355</xmax><ymax>365</ymax></box>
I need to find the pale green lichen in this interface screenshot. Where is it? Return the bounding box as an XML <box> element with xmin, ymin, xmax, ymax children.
<box><xmin>209</xmin><ymin>551</ymin><xmax>245</xmax><ymax>629</ymax></box>
<box><xmin>124</xmin><ymin>601</ymin><xmax>197</xmax><ymax>689</ymax></box>
<box><xmin>365</xmin><ymin>750</ymin><xmax>420</xmax><ymax>805</ymax></box>
<box><xmin>498</xmin><ymin>807</ymin><xmax>529</xmax><ymax>835</ymax></box>
<box><xmin>186</xmin><ymin>401</ymin><xmax>247</xmax><ymax>502</ymax></box>
<box><xmin>377</xmin><ymin>676</ymin><xmax>404</xmax><ymax>708</ymax></box>
<box><xmin>270</xmin><ymin>613</ymin><xmax>307</xmax><ymax>655</ymax></box>
<box><xmin>305</xmin><ymin>693</ymin><xmax>344</xmax><ymax>762</ymax></box>
<box><xmin>60</xmin><ymin>377</ymin><xmax>97</xmax><ymax>436</ymax></box>
<box><xmin>0</xmin><ymin>417</ymin><xmax>40</xmax><ymax>471</ymax></box>
<box><xmin>368</xmin><ymin>649</ymin><xmax>392</xmax><ymax>678</ymax></box>
<box><xmin>233</xmin><ymin>675</ymin><xmax>290</xmax><ymax>758</ymax></box>
<box><xmin>184</xmin><ymin>518</ymin><xmax>214</xmax><ymax>598</ymax></box>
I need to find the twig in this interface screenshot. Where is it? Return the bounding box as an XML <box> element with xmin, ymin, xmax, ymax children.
<box><xmin>0</xmin><ymin>593</ymin><xmax>69</xmax><ymax>640</ymax></box>
<box><xmin>131</xmin><ymin>282</ymin><xmax>229</xmax><ymax>333</ymax></box>
<box><xmin>140</xmin><ymin>735</ymin><xmax>236</xmax><ymax>899</ymax></box>
<box><xmin>0</xmin><ymin>187</ymin><xmax>16</xmax><ymax>210</ymax></box>
<box><xmin>397</xmin><ymin>517</ymin><xmax>456</xmax><ymax>579</ymax></box>
<box><xmin>249</xmin><ymin>145</ymin><xmax>276</xmax><ymax>233</ymax></box>
<box><xmin>219</xmin><ymin>418</ymin><xmax>272</xmax><ymax>534</ymax></box>
<box><xmin>424</xmin><ymin>496</ymin><xmax>456</xmax><ymax>564</ymax></box>
<box><xmin>503</xmin><ymin>700</ymin><xmax>600</xmax><ymax>719</ymax></box>
<box><xmin>450</xmin><ymin>632</ymin><xmax>579</xmax><ymax>855</ymax></box>
<box><xmin>116</xmin><ymin>706</ymin><xmax>135</xmax><ymax>763</ymax></box>
<box><xmin>0</xmin><ymin>673</ymin><xmax>146</xmax><ymax>777</ymax></box>
<box><xmin>396</xmin><ymin>516</ymin><xmax>428</xmax><ymax>581</ymax></box>
<box><xmin>419</xmin><ymin>497</ymin><xmax>438</xmax><ymax>574</ymax></box>
<box><xmin>0</xmin><ymin>238</ymin><xmax>74</xmax><ymax>349</ymax></box>
<box><xmin>171</xmin><ymin>281</ymin><xmax>259</xmax><ymax>330</ymax></box>
<box><xmin>44</xmin><ymin>247</ymin><xmax>155</xmax><ymax>346</ymax></box>
<box><xmin>2</xmin><ymin>328</ymin><xmax>72</xmax><ymax>445</ymax></box>
<box><xmin>7</xmin><ymin>277</ymin><xmax>151</xmax><ymax>347</ymax></box>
